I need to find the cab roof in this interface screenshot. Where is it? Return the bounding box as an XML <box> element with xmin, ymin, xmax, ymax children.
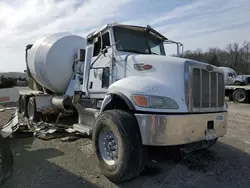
<box><xmin>87</xmin><ymin>22</ymin><xmax>168</xmax><ymax>41</ymax></box>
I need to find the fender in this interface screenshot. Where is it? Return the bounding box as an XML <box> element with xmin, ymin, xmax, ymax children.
<box><xmin>100</xmin><ymin>92</ymin><xmax>135</xmax><ymax>113</ymax></box>
<box><xmin>105</xmin><ymin>76</ymin><xmax>188</xmax><ymax>113</ymax></box>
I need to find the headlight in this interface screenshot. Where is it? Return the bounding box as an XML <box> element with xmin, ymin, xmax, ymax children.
<box><xmin>131</xmin><ymin>94</ymin><xmax>179</xmax><ymax>109</ymax></box>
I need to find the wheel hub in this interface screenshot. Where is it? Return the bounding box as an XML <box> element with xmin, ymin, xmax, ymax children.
<box><xmin>98</xmin><ymin>128</ymin><xmax>118</xmax><ymax>165</ymax></box>
<box><xmin>235</xmin><ymin>91</ymin><xmax>245</xmax><ymax>102</ymax></box>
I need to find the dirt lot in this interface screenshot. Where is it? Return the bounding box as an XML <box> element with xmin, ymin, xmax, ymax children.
<box><xmin>0</xmin><ymin>102</ymin><xmax>250</xmax><ymax>188</ymax></box>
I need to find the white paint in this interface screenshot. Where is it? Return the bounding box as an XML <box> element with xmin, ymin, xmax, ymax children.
<box><xmin>218</xmin><ymin>66</ymin><xmax>237</xmax><ymax>85</ymax></box>
<box><xmin>27</xmin><ymin>33</ymin><xmax>87</xmax><ymax>93</ymax></box>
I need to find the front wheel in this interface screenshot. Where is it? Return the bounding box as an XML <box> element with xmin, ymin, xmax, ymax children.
<box><xmin>0</xmin><ymin>135</ymin><xmax>13</xmax><ymax>186</ymax></box>
<box><xmin>205</xmin><ymin>138</ymin><xmax>218</xmax><ymax>149</ymax></box>
<box><xmin>92</xmin><ymin>110</ymin><xmax>147</xmax><ymax>183</ymax></box>
<box><xmin>232</xmin><ymin>89</ymin><xmax>248</xmax><ymax>103</ymax></box>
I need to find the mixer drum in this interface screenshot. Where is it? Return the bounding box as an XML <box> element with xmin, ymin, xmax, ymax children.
<box><xmin>27</xmin><ymin>33</ymin><xmax>87</xmax><ymax>94</ymax></box>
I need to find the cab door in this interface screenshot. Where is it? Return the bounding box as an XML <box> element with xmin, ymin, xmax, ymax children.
<box><xmin>88</xmin><ymin>31</ymin><xmax>113</xmax><ymax>98</ymax></box>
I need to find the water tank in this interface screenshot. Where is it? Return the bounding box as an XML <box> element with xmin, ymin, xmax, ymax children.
<box><xmin>27</xmin><ymin>33</ymin><xmax>87</xmax><ymax>94</ymax></box>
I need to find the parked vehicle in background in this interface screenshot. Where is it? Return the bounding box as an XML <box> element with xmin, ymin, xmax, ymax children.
<box><xmin>219</xmin><ymin>67</ymin><xmax>237</xmax><ymax>85</ymax></box>
<box><xmin>0</xmin><ymin>76</ymin><xmax>17</xmax><ymax>89</ymax></box>
<box><xmin>219</xmin><ymin>67</ymin><xmax>250</xmax><ymax>103</ymax></box>
<box><xmin>225</xmin><ymin>85</ymin><xmax>250</xmax><ymax>103</ymax></box>
<box><xmin>219</xmin><ymin>66</ymin><xmax>250</xmax><ymax>86</ymax></box>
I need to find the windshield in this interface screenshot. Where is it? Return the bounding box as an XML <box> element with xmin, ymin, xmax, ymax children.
<box><xmin>113</xmin><ymin>26</ymin><xmax>166</xmax><ymax>55</ymax></box>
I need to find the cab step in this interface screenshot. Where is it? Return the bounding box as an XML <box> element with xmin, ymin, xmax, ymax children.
<box><xmin>73</xmin><ymin>124</ymin><xmax>93</xmax><ymax>135</ymax></box>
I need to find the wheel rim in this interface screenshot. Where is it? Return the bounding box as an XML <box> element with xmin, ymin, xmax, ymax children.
<box><xmin>235</xmin><ymin>91</ymin><xmax>246</xmax><ymax>102</ymax></box>
<box><xmin>27</xmin><ymin>100</ymin><xmax>34</xmax><ymax>120</ymax></box>
<box><xmin>98</xmin><ymin>127</ymin><xmax>118</xmax><ymax>165</ymax></box>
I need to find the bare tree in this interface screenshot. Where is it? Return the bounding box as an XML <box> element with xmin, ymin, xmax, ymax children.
<box><xmin>182</xmin><ymin>40</ymin><xmax>250</xmax><ymax>74</ymax></box>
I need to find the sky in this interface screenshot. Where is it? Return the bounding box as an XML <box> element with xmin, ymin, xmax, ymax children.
<box><xmin>0</xmin><ymin>0</ymin><xmax>250</xmax><ymax>72</ymax></box>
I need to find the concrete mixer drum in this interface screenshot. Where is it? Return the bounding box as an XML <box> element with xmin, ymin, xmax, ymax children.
<box><xmin>27</xmin><ymin>33</ymin><xmax>87</xmax><ymax>94</ymax></box>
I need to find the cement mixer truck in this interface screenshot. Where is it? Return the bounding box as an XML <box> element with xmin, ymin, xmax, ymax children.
<box><xmin>17</xmin><ymin>23</ymin><xmax>228</xmax><ymax>183</ymax></box>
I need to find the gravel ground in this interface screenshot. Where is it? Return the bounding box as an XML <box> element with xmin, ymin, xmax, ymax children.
<box><xmin>0</xmin><ymin>102</ymin><xmax>250</xmax><ymax>188</ymax></box>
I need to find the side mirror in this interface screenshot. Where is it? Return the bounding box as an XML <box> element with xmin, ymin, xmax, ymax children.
<box><xmin>164</xmin><ymin>40</ymin><xmax>184</xmax><ymax>57</ymax></box>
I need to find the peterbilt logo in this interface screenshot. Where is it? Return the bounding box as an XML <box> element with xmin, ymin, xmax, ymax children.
<box><xmin>206</xmin><ymin>65</ymin><xmax>213</xmax><ymax>71</ymax></box>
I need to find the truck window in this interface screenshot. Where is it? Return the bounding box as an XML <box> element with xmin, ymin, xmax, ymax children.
<box><xmin>228</xmin><ymin>73</ymin><xmax>233</xmax><ymax>77</ymax></box>
<box><xmin>93</xmin><ymin>32</ymin><xmax>111</xmax><ymax>57</ymax></box>
<box><xmin>113</xmin><ymin>26</ymin><xmax>165</xmax><ymax>55</ymax></box>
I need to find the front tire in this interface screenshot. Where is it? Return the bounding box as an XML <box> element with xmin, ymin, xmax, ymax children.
<box><xmin>0</xmin><ymin>135</ymin><xmax>13</xmax><ymax>186</ymax></box>
<box><xmin>204</xmin><ymin>138</ymin><xmax>218</xmax><ymax>149</ymax></box>
<box><xmin>92</xmin><ymin>110</ymin><xmax>147</xmax><ymax>183</ymax></box>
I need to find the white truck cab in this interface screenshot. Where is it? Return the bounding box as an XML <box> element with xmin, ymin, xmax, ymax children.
<box><xmin>17</xmin><ymin>23</ymin><xmax>228</xmax><ymax>183</ymax></box>
<box><xmin>81</xmin><ymin>23</ymin><xmax>227</xmax><ymax>140</ymax></box>
<box><xmin>219</xmin><ymin>66</ymin><xmax>237</xmax><ymax>85</ymax></box>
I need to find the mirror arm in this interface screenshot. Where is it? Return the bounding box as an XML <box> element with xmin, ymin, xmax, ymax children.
<box><xmin>91</xmin><ymin>40</ymin><xmax>120</xmax><ymax>68</ymax></box>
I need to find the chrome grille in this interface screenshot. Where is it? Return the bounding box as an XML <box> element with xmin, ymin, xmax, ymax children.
<box><xmin>192</xmin><ymin>68</ymin><xmax>224</xmax><ymax>108</ymax></box>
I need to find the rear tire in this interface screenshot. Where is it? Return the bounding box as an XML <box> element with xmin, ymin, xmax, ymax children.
<box><xmin>20</xmin><ymin>95</ymin><xmax>28</xmax><ymax>117</ymax></box>
<box><xmin>0</xmin><ymin>135</ymin><xmax>13</xmax><ymax>186</ymax></box>
<box><xmin>18</xmin><ymin>96</ymin><xmax>21</xmax><ymax>114</ymax></box>
<box><xmin>92</xmin><ymin>110</ymin><xmax>147</xmax><ymax>183</ymax></box>
<box><xmin>232</xmin><ymin>89</ymin><xmax>248</xmax><ymax>103</ymax></box>
<box><xmin>27</xmin><ymin>97</ymin><xmax>41</xmax><ymax>122</ymax></box>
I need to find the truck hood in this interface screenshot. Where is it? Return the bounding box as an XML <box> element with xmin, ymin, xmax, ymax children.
<box><xmin>109</xmin><ymin>54</ymin><xmax>192</xmax><ymax>112</ymax></box>
<box><xmin>125</xmin><ymin>54</ymin><xmax>188</xmax><ymax>93</ymax></box>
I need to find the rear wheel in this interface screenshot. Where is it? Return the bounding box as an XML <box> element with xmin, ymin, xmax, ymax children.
<box><xmin>20</xmin><ymin>95</ymin><xmax>28</xmax><ymax>117</ymax></box>
<box><xmin>18</xmin><ymin>96</ymin><xmax>21</xmax><ymax>114</ymax></box>
<box><xmin>27</xmin><ymin>97</ymin><xmax>41</xmax><ymax>122</ymax></box>
<box><xmin>92</xmin><ymin>110</ymin><xmax>147</xmax><ymax>183</ymax></box>
<box><xmin>232</xmin><ymin>89</ymin><xmax>248</xmax><ymax>103</ymax></box>
<box><xmin>0</xmin><ymin>135</ymin><xmax>13</xmax><ymax>186</ymax></box>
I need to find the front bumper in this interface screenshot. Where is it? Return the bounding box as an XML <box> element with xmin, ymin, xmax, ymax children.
<box><xmin>135</xmin><ymin>111</ymin><xmax>228</xmax><ymax>146</ymax></box>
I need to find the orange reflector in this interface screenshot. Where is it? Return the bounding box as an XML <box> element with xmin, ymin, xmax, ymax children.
<box><xmin>142</xmin><ymin>64</ymin><xmax>152</xmax><ymax>70</ymax></box>
<box><xmin>133</xmin><ymin>95</ymin><xmax>148</xmax><ymax>107</ymax></box>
